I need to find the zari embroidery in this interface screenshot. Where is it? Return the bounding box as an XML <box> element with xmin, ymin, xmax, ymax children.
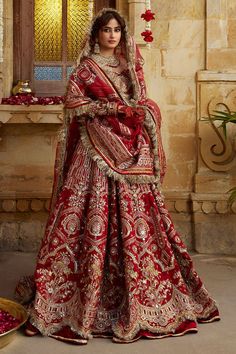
<box><xmin>29</xmin><ymin>141</ymin><xmax>218</xmax><ymax>340</ymax></box>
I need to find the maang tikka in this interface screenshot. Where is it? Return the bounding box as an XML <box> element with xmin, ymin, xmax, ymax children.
<box><xmin>94</xmin><ymin>39</ymin><xmax>100</xmax><ymax>54</ymax></box>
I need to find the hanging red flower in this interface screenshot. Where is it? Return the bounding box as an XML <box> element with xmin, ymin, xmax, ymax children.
<box><xmin>141</xmin><ymin>9</ymin><xmax>155</xmax><ymax>22</ymax></box>
<box><xmin>141</xmin><ymin>30</ymin><xmax>154</xmax><ymax>43</ymax></box>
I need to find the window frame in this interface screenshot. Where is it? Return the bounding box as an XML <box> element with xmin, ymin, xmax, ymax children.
<box><xmin>13</xmin><ymin>0</ymin><xmax>116</xmax><ymax>96</ymax></box>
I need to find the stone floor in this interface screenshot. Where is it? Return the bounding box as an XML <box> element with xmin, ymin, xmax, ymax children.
<box><xmin>0</xmin><ymin>252</ymin><xmax>236</xmax><ymax>354</ymax></box>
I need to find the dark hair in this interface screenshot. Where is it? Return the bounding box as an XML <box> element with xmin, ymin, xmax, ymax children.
<box><xmin>90</xmin><ymin>10</ymin><xmax>126</xmax><ymax>45</ymax></box>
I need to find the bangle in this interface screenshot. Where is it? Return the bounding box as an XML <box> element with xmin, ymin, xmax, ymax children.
<box><xmin>107</xmin><ymin>102</ymin><xmax>118</xmax><ymax>116</ymax></box>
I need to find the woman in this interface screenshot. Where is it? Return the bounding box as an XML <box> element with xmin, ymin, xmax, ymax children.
<box><xmin>23</xmin><ymin>8</ymin><xmax>220</xmax><ymax>344</ymax></box>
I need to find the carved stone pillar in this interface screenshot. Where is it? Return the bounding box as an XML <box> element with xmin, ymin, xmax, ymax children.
<box><xmin>128</xmin><ymin>0</ymin><xmax>146</xmax><ymax>42</ymax></box>
<box><xmin>196</xmin><ymin>72</ymin><xmax>236</xmax><ymax>187</ymax></box>
<box><xmin>193</xmin><ymin>0</ymin><xmax>236</xmax><ymax>254</ymax></box>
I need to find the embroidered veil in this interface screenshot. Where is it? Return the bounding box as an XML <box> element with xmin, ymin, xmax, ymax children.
<box><xmin>50</xmin><ymin>8</ymin><xmax>166</xmax><ymax>209</ymax></box>
<box><xmin>19</xmin><ymin>8</ymin><xmax>220</xmax><ymax>344</ymax></box>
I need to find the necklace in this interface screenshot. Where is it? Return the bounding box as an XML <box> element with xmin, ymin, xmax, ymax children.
<box><xmin>91</xmin><ymin>54</ymin><xmax>120</xmax><ymax>68</ymax></box>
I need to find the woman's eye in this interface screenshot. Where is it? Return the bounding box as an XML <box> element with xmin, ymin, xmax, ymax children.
<box><xmin>101</xmin><ymin>28</ymin><xmax>121</xmax><ymax>33</ymax></box>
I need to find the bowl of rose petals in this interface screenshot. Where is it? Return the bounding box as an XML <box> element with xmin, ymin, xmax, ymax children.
<box><xmin>0</xmin><ymin>297</ymin><xmax>28</xmax><ymax>349</ymax></box>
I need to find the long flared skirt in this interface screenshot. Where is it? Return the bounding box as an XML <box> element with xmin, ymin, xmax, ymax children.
<box><xmin>29</xmin><ymin>140</ymin><xmax>219</xmax><ymax>342</ymax></box>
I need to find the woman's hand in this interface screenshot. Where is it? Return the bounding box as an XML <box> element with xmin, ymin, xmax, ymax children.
<box><xmin>118</xmin><ymin>105</ymin><xmax>146</xmax><ymax>124</ymax></box>
<box><xmin>133</xmin><ymin>107</ymin><xmax>146</xmax><ymax>123</ymax></box>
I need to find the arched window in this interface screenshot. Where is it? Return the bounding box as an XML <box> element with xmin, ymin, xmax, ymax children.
<box><xmin>13</xmin><ymin>0</ymin><xmax>116</xmax><ymax>96</ymax></box>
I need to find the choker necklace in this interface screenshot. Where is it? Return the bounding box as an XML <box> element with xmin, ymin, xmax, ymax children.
<box><xmin>91</xmin><ymin>54</ymin><xmax>120</xmax><ymax>68</ymax></box>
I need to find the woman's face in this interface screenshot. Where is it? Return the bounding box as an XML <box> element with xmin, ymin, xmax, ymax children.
<box><xmin>97</xmin><ymin>18</ymin><xmax>121</xmax><ymax>55</ymax></box>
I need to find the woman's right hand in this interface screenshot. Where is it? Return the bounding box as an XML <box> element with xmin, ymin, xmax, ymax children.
<box><xmin>118</xmin><ymin>105</ymin><xmax>146</xmax><ymax>123</ymax></box>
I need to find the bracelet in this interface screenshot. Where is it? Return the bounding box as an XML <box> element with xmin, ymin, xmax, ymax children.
<box><xmin>106</xmin><ymin>102</ymin><xmax>118</xmax><ymax>116</ymax></box>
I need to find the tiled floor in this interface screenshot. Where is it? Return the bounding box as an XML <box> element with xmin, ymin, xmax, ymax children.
<box><xmin>0</xmin><ymin>252</ymin><xmax>235</xmax><ymax>354</ymax></box>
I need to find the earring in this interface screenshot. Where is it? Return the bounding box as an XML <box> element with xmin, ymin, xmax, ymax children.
<box><xmin>94</xmin><ymin>39</ymin><xmax>100</xmax><ymax>54</ymax></box>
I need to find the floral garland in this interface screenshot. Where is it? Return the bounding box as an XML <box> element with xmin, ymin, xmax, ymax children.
<box><xmin>141</xmin><ymin>1</ymin><xmax>155</xmax><ymax>44</ymax></box>
<box><xmin>1</xmin><ymin>94</ymin><xmax>65</xmax><ymax>106</ymax></box>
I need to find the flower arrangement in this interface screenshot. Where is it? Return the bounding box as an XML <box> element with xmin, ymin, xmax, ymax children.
<box><xmin>1</xmin><ymin>94</ymin><xmax>65</xmax><ymax>106</ymax></box>
<box><xmin>141</xmin><ymin>9</ymin><xmax>155</xmax><ymax>22</ymax></box>
<box><xmin>141</xmin><ymin>30</ymin><xmax>154</xmax><ymax>43</ymax></box>
<box><xmin>141</xmin><ymin>3</ymin><xmax>156</xmax><ymax>44</ymax></box>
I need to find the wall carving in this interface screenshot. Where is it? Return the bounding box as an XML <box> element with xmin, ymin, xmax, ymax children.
<box><xmin>0</xmin><ymin>198</ymin><xmax>50</xmax><ymax>212</ymax></box>
<box><xmin>0</xmin><ymin>104</ymin><xmax>63</xmax><ymax>124</ymax></box>
<box><xmin>199</xmin><ymin>88</ymin><xmax>236</xmax><ymax>172</ymax></box>
<box><xmin>1</xmin><ymin>195</ymin><xmax>235</xmax><ymax>215</ymax></box>
<box><xmin>192</xmin><ymin>196</ymin><xmax>236</xmax><ymax>215</ymax></box>
<box><xmin>195</xmin><ymin>69</ymin><xmax>236</xmax><ymax>254</ymax></box>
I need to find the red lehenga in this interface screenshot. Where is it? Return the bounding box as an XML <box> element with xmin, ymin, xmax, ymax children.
<box><xmin>23</xmin><ymin>10</ymin><xmax>220</xmax><ymax>344</ymax></box>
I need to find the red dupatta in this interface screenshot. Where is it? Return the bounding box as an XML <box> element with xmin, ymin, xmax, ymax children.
<box><xmin>50</xmin><ymin>25</ymin><xmax>166</xmax><ymax>208</ymax></box>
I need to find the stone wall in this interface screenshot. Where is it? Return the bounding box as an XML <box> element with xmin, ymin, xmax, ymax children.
<box><xmin>0</xmin><ymin>0</ymin><xmax>235</xmax><ymax>254</ymax></box>
<box><xmin>193</xmin><ymin>0</ymin><xmax>236</xmax><ymax>254</ymax></box>
<box><xmin>141</xmin><ymin>0</ymin><xmax>205</xmax><ymax>249</ymax></box>
<box><xmin>145</xmin><ymin>0</ymin><xmax>205</xmax><ymax>193</ymax></box>
<box><xmin>0</xmin><ymin>105</ymin><xmax>63</xmax><ymax>251</ymax></box>
<box><xmin>206</xmin><ymin>0</ymin><xmax>236</xmax><ymax>70</ymax></box>
<box><xmin>141</xmin><ymin>0</ymin><xmax>236</xmax><ymax>254</ymax></box>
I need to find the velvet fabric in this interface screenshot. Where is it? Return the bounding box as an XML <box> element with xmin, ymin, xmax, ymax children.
<box><xmin>25</xmin><ymin>9</ymin><xmax>220</xmax><ymax>344</ymax></box>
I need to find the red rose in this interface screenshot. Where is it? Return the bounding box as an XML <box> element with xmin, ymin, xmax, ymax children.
<box><xmin>141</xmin><ymin>10</ymin><xmax>155</xmax><ymax>22</ymax></box>
<box><xmin>141</xmin><ymin>30</ymin><xmax>154</xmax><ymax>42</ymax></box>
<box><xmin>141</xmin><ymin>30</ymin><xmax>152</xmax><ymax>37</ymax></box>
<box><xmin>144</xmin><ymin>35</ymin><xmax>153</xmax><ymax>43</ymax></box>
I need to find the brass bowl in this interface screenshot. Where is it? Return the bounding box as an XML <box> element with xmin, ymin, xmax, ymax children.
<box><xmin>0</xmin><ymin>297</ymin><xmax>28</xmax><ymax>349</ymax></box>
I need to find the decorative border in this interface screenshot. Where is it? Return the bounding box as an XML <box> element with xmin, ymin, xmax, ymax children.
<box><xmin>0</xmin><ymin>198</ymin><xmax>51</xmax><ymax>213</ymax></box>
<box><xmin>0</xmin><ymin>104</ymin><xmax>63</xmax><ymax>124</ymax></box>
<box><xmin>1</xmin><ymin>194</ymin><xmax>235</xmax><ymax>214</ymax></box>
<box><xmin>191</xmin><ymin>193</ymin><xmax>236</xmax><ymax>214</ymax></box>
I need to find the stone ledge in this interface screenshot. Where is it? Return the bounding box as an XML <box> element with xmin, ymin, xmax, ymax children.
<box><xmin>197</xmin><ymin>70</ymin><xmax>236</xmax><ymax>81</ymax></box>
<box><xmin>0</xmin><ymin>104</ymin><xmax>63</xmax><ymax>124</ymax></box>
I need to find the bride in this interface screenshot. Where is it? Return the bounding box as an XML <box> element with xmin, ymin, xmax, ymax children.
<box><xmin>22</xmin><ymin>8</ymin><xmax>220</xmax><ymax>344</ymax></box>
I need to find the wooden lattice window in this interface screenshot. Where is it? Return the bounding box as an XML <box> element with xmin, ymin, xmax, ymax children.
<box><xmin>13</xmin><ymin>0</ymin><xmax>116</xmax><ymax>96</ymax></box>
